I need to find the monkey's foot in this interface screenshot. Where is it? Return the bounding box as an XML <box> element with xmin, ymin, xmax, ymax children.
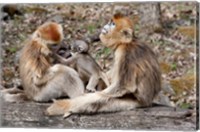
<box><xmin>1</xmin><ymin>93</ymin><xmax>23</xmax><ymax>103</ymax></box>
<box><xmin>0</xmin><ymin>89</ymin><xmax>8</xmax><ymax>95</ymax></box>
<box><xmin>1</xmin><ymin>89</ymin><xmax>15</xmax><ymax>102</ymax></box>
<box><xmin>46</xmin><ymin>99</ymin><xmax>71</xmax><ymax>117</ymax></box>
<box><xmin>86</xmin><ymin>87</ymin><xmax>96</xmax><ymax>92</ymax></box>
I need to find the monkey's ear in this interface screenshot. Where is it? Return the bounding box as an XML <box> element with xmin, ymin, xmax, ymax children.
<box><xmin>121</xmin><ymin>28</ymin><xmax>133</xmax><ymax>39</ymax></box>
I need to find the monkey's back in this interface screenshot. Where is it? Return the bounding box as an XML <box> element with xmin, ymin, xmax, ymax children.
<box><xmin>19</xmin><ymin>41</ymin><xmax>43</xmax><ymax>99</ymax></box>
<box><xmin>119</xmin><ymin>41</ymin><xmax>161</xmax><ymax>106</ymax></box>
<box><xmin>76</xmin><ymin>53</ymin><xmax>102</xmax><ymax>77</ymax></box>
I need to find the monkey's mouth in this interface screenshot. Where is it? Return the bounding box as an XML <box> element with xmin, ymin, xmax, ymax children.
<box><xmin>101</xmin><ymin>28</ymin><xmax>108</xmax><ymax>34</ymax></box>
<box><xmin>101</xmin><ymin>24</ymin><xmax>115</xmax><ymax>35</ymax></box>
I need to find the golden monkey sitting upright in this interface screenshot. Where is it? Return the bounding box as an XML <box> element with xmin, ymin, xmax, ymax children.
<box><xmin>46</xmin><ymin>14</ymin><xmax>161</xmax><ymax>117</ymax></box>
<box><xmin>1</xmin><ymin>22</ymin><xmax>85</xmax><ymax>102</ymax></box>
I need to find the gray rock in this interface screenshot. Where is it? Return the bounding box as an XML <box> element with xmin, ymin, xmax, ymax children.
<box><xmin>0</xmin><ymin>101</ymin><xmax>196</xmax><ymax>130</ymax></box>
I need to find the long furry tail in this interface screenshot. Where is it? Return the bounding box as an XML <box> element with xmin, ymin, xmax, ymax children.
<box><xmin>48</xmin><ymin>92</ymin><xmax>141</xmax><ymax>118</ymax></box>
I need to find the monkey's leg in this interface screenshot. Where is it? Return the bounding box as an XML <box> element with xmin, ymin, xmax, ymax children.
<box><xmin>1</xmin><ymin>87</ymin><xmax>23</xmax><ymax>94</ymax></box>
<box><xmin>34</xmin><ymin>64</ymin><xmax>84</xmax><ymax>102</ymax></box>
<box><xmin>101</xmin><ymin>75</ymin><xmax>137</xmax><ymax>98</ymax></box>
<box><xmin>33</xmin><ymin>64</ymin><xmax>62</xmax><ymax>86</ymax></box>
<box><xmin>86</xmin><ymin>75</ymin><xmax>99</xmax><ymax>92</ymax></box>
<box><xmin>2</xmin><ymin>93</ymin><xmax>28</xmax><ymax>102</ymax></box>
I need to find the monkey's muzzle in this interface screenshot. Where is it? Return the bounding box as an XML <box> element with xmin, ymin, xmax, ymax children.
<box><xmin>101</xmin><ymin>22</ymin><xmax>115</xmax><ymax>34</ymax></box>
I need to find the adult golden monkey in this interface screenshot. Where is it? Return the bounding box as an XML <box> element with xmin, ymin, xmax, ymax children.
<box><xmin>1</xmin><ymin>22</ymin><xmax>84</xmax><ymax>102</ymax></box>
<box><xmin>46</xmin><ymin>14</ymin><xmax>161</xmax><ymax>117</ymax></box>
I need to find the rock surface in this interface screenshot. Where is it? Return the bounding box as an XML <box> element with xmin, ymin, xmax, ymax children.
<box><xmin>0</xmin><ymin>101</ymin><xmax>196</xmax><ymax>130</ymax></box>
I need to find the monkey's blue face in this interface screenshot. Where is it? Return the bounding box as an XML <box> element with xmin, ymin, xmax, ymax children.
<box><xmin>101</xmin><ymin>21</ymin><xmax>116</xmax><ymax>35</ymax></box>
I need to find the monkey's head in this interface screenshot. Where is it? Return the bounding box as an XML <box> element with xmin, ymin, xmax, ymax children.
<box><xmin>32</xmin><ymin>22</ymin><xmax>64</xmax><ymax>45</ymax></box>
<box><xmin>100</xmin><ymin>13</ymin><xmax>133</xmax><ymax>48</ymax></box>
<box><xmin>70</xmin><ymin>40</ymin><xmax>89</xmax><ymax>53</ymax></box>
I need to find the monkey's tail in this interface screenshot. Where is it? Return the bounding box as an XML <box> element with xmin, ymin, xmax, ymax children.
<box><xmin>99</xmin><ymin>72</ymin><xmax>110</xmax><ymax>87</ymax></box>
<box><xmin>62</xmin><ymin>92</ymin><xmax>141</xmax><ymax>118</ymax></box>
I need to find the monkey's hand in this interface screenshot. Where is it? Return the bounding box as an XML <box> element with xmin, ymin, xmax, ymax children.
<box><xmin>53</xmin><ymin>53</ymin><xmax>76</xmax><ymax>65</ymax></box>
<box><xmin>41</xmin><ymin>46</ymin><xmax>52</xmax><ymax>56</ymax></box>
<box><xmin>33</xmin><ymin>76</ymin><xmax>45</xmax><ymax>87</ymax></box>
<box><xmin>86</xmin><ymin>85</ymin><xmax>96</xmax><ymax>92</ymax></box>
<box><xmin>33</xmin><ymin>71</ymin><xmax>55</xmax><ymax>87</ymax></box>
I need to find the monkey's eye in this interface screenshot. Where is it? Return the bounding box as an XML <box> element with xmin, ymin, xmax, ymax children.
<box><xmin>108</xmin><ymin>20</ymin><xmax>115</xmax><ymax>26</ymax></box>
<box><xmin>110</xmin><ymin>22</ymin><xmax>115</xmax><ymax>29</ymax></box>
<box><xmin>111</xmin><ymin>22</ymin><xmax>115</xmax><ymax>26</ymax></box>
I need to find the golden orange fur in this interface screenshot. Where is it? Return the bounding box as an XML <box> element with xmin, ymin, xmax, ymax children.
<box><xmin>2</xmin><ymin>22</ymin><xmax>85</xmax><ymax>102</ymax></box>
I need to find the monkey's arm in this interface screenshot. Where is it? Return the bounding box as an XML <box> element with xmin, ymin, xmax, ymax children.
<box><xmin>102</xmin><ymin>83</ymin><xmax>128</xmax><ymax>98</ymax></box>
<box><xmin>86</xmin><ymin>75</ymin><xmax>100</xmax><ymax>92</ymax></box>
<box><xmin>1</xmin><ymin>87</ymin><xmax>24</xmax><ymax>94</ymax></box>
<box><xmin>33</xmin><ymin>69</ymin><xmax>55</xmax><ymax>86</ymax></box>
<box><xmin>54</xmin><ymin>53</ymin><xmax>76</xmax><ymax>66</ymax></box>
<box><xmin>100</xmin><ymin>72</ymin><xmax>110</xmax><ymax>86</ymax></box>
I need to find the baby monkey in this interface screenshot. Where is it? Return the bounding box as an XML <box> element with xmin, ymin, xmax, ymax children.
<box><xmin>54</xmin><ymin>40</ymin><xmax>110</xmax><ymax>92</ymax></box>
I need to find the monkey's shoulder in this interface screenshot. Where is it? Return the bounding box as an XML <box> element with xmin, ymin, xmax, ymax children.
<box><xmin>127</xmin><ymin>42</ymin><xmax>157</xmax><ymax>59</ymax></box>
<box><xmin>76</xmin><ymin>53</ymin><xmax>96</xmax><ymax>62</ymax></box>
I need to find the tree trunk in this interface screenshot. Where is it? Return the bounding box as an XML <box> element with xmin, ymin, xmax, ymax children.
<box><xmin>138</xmin><ymin>3</ymin><xmax>162</xmax><ymax>38</ymax></box>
